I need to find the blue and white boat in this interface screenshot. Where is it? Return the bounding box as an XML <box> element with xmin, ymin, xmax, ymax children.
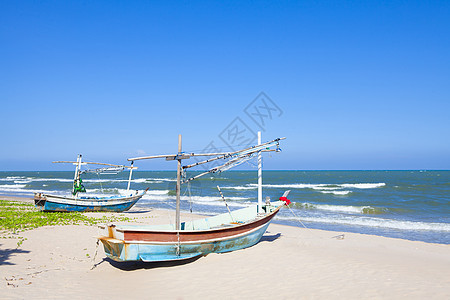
<box><xmin>35</xmin><ymin>155</ymin><xmax>148</xmax><ymax>212</ymax></box>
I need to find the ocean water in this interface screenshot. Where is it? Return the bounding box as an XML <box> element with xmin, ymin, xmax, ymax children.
<box><xmin>0</xmin><ymin>170</ymin><xmax>449</xmax><ymax>244</ymax></box>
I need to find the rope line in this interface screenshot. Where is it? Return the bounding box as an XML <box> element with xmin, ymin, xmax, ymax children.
<box><xmin>287</xmin><ymin>205</ymin><xmax>308</xmax><ymax>229</ymax></box>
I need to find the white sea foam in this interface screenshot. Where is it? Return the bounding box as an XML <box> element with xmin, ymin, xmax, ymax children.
<box><xmin>82</xmin><ymin>179</ymin><xmax>113</xmax><ymax>183</ymax></box>
<box><xmin>246</xmin><ymin>182</ymin><xmax>385</xmax><ymax>197</ymax></box>
<box><xmin>319</xmin><ymin>190</ymin><xmax>352</xmax><ymax>196</ymax></box>
<box><xmin>300</xmin><ymin>203</ymin><xmax>374</xmax><ymax>214</ymax></box>
<box><xmin>83</xmin><ymin>177</ymin><xmax>176</xmax><ymax>184</ymax></box>
<box><xmin>141</xmin><ymin>193</ymin><xmax>248</xmax><ymax>203</ymax></box>
<box><xmin>0</xmin><ymin>176</ymin><xmax>175</xmax><ymax>186</ymax></box>
<box><xmin>146</xmin><ymin>190</ymin><xmax>171</xmax><ymax>195</ymax></box>
<box><xmin>253</xmin><ymin>182</ymin><xmax>385</xmax><ymax>189</ymax></box>
<box><xmin>340</xmin><ymin>183</ymin><xmax>386</xmax><ymax>189</ymax></box>
<box><xmin>0</xmin><ymin>184</ymin><xmax>62</xmax><ymax>194</ymax></box>
<box><xmin>0</xmin><ymin>176</ymin><xmax>27</xmax><ymax>181</ymax></box>
<box><xmin>250</xmin><ymin>183</ymin><xmax>323</xmax><ymax>189</ymax></box>
<box><xmin>184</xmin><ymin>199</ymin><xmax>248</xmax><ymax>208</ymax></box>
<box><xmin>14</xmin><ymin>180</ymin><xmax>32</xmax><ymax>184</ymax></box>
<box><xmin>221</xmin><ymin>185</ymin><xmax>257</xmax><ymax>190</ymax></box>
<box><xmin>0</xmin><ymin>177</ymin><xmax>172</xmax><ymax>184</ymax></box>
<box><xmin>141</xmin><ymin>194</ymin><xmax>170</xmax><ymax>201</ymax></box>
<box><xmin>312</xmin><ymin>186</ymin><xmax>340</xmax><ymax>190</ymax></box>
<box><xmin>0</xmin><ymin>178</ymin><xmax>27</xmax><ymax>183</ymax></box>
<box><xmin>132</xmin><ymin>178</ymin><xmax>149</xmax><ymax>183</ymax></box>
<box><xmin>276</xmin><ymin>215</ymin><xmax>450</xmax><ymax>232</ymax></box>
<box><xmin>151</xmin><ymin>178</ymin><xmax>176</xmax><ymax>182</ymax></box>
<box><xmin>22</xmin><ymin>178</ymin><xmax>74</xmax><ymax>183</ymax></box>
<box><xmin>0</xmin><ymin>184</ymin><xmax>27</xmax><ymax>191</ymax></box>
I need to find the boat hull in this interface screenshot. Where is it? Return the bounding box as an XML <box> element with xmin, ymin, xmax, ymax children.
<box><xmin>34</xmin><ymin>191</ymin><xmax>147</xmax><ymax>212</ymax></box>
<box><xmin>98</xmin><ymin>201</ymin><xmax>284</xmax><ymax>262</ymax></box>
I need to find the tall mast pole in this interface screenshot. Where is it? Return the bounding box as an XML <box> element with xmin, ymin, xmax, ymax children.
<box><xmin>127</xmin><ymin>161</ymin><xmax>134</xmax><ymax>191</ymax></box>
<box><xmin>257</xmin><ymin>131</ymin><xmax>262</xmax><ymax>214</ymax></box>
<box><xmin>176</xmin><ymin>134</ymin><xmax>182</xmax><ymax>230</ymax></box>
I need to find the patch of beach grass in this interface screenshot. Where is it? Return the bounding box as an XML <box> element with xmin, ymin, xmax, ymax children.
<box><xmin>0</xmin><ymin>200</ymin><xmax>132</xmax><ymax>248</ymax></box>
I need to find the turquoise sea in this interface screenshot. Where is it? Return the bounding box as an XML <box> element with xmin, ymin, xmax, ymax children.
<box><xmin>1</xmin><ymin>170</ymin><xmax>449</xmax><ymax>244</ymax></box>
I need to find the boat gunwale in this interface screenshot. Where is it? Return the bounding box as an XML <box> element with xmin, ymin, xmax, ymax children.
<box><xmin>101</xmin><ymin>221</ymin><xmax>272</xmax><ymax>245</ymax></box>
<box><xmin>113</xmin><ymin>204</ymin><xmax>282</xmax><ymax>236</ymax></box>
<box><xmin>36</xmin><ymin>190</ymin><xmax>147</xmax><ymax>203</ymax></box>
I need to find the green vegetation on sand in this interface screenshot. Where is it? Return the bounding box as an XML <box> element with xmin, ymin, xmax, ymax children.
<box><xmin>0</xmin><ymin>200</ymin><xmax>131</xmax><ymax>248</ymax></box>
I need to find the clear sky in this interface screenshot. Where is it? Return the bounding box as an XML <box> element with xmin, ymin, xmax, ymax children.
<box><xmin>1</xmin><ymin>1</ymin><xmax>449</xmax><ymax>171</ymax></box>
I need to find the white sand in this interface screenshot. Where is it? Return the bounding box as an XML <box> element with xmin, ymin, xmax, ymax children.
<box><xmin>1</xmin><ymin>202</ymin><xmax>449</xmax><ymax>299</ymax></box>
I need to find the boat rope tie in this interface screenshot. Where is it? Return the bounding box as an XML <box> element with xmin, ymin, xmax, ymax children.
<box><xmin>185</xmin><ymin>172</ymin><xmax>194</xmax><ymax>214</ymax></box>
<box><xmin>176</xmin><ymin>231</ymin><xmax>181</xmax><ymax>256</ymax></box>
<box><xmin>279</xmin><ymin>196</ymin><xmax>291</xmax><ymax>206</ymax></box>
<box><xmin>287</xmin><ymin>205</ymin><xmax>308</xmax><ymax>229</ymax></box>
<box><xmin>90</xmin><ymin>239</ymin><xmax>100</xmax><ymax>270</ymax></box>
<box><xmin>95</xmin><ymin>168</ymin><xmax>104</xmax><ymax>194</ymax></box>
<box><xmin>217</xmin><ymin>185</ymin><xmax>234</xmax><ymax>222</ymax></box>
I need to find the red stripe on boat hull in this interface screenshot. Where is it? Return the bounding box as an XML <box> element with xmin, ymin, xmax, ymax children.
<box><xmin>122</xmin><ymin>206</ymin><xmax>281</xmax><ymax>243</ymax></box>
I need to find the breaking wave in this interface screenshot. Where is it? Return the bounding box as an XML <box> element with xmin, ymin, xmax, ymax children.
<box><xmin>251</xmin><ymin>182</ymin><xmax>386</xmax><ymax>190</ymax></box>
<box><xmin>293</xmin><ymin>202</ymin><xmax>387</xmax><ymax>214</ymax></box>
<box><xmin>221</xmin><ymin>186</ymin><xmax>257</xmax><ymax>190</ymax></box>
<box><xmin>319</xmin><ymin>190</ymin><xmax>352</xmax><ymax>196</ymax></box>
<box><xmin>0</xmin><ymin>184</ymin><xmax>27</xmax><ymax>191</ymax></box>
<box><xmin>276</xmin><ymin>215</ymin><xmax>450</xmax><ymax>232</ymax></box>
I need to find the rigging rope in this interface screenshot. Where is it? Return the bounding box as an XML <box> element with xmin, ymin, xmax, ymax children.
<box><xmin>186</xmin><ymin>181</ymin><xmax>194</xmax><ymax>213</ymax></box>
<box><xmin>217</xmin><ymin>185</ymin><xmax>234</xmax><ymax>222</ymax></box>
<box><xmin>182</xmin><ymin>170</ymin><xmax>194</xmax><ymax>213</ymax></box>
<box><xmin>95</xmin><ymin>168</ymin><xmax>104</xmax><ymax>194</ymax></box>
<box><xmin>287</xmin><ymin>205</ymin><xmax>308</xmax><ymax>229</ymax></box>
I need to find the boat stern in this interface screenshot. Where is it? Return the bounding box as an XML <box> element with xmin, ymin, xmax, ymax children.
<box><xmin>34</xmin><ymin>193</ymin><xmax>46</xmax><ymax>207</ymax></box>
<box><xmin>97</xmin><ymin>224</ymin><xmax>141</xmax><ymax>261</ymax></box>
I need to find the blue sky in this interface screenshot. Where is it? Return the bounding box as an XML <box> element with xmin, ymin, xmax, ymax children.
<box><xmin>1</xmin><ymin>1</ymin><xmax>449</xmax><ymax>170</ymax></box>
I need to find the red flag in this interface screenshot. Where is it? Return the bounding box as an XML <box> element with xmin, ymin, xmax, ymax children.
<box><xmin>279</xmin><ymin>196</ymin><xmax>291</xmax><ymax>206</ymax></box>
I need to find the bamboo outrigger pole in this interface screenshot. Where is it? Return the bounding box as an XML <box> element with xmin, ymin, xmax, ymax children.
<box><xmin>181</xmin><ymin>137</ymin><xmax>285</xmax><ymax>170</ymax></box>
<box><xmin>53</xmin><ymin>160</ymin><xmax>136</xmax><ymax>169</ymax></box>
<box><xmin>54</xmin><ymin>156</ymin><xmax>138</xmax><ymax>193</ymax></box>
<box><xmin>126</xmin><ymin>134</ymin><xmax>284</xmax><ymax>231</ymax></box>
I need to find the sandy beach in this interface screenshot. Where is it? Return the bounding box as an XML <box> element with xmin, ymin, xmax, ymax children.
<box><xmin>1</xmin><ymin>197</ymin><xmax>449</xmax><ymax>299</ymax></box>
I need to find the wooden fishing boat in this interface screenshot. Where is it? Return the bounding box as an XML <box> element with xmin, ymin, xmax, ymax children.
<box><xmin>35</xmin><ymin>155</ymin><xmax>148</xmax><ymax>212</ymax></box>
<box><xmin>34</xmin><ymin>190</ymin><xmax>148</xmax><ymax>212</ymax></box>
<box><xmin>98</xmin><ymin>132</ymin><xmax>290</xmax><ymax>262</ymax></box>
<box><xmin>98</xmin><ymin>199</ymin><xmax>287</xmax><ymax>262</ymax></box>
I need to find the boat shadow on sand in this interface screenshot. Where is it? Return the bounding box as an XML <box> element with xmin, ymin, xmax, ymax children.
<box><xmin>260</xmin><ymin>232</ymin><xmax>281</xmax><ymax>243</ymax></box>
<box><xmin>95</xmin><ymin>232</ymin><xmax>282</xmax><ymax>271</ymax></box>
<box><xmin>100</xmin><ymin>255</ymin><xmax>203</xmax><ymax>270</ymax></box>
<box><xmin>0</xmin><ymin>244</ymin><xmax>31</xmax><ymax>266</ymax></box>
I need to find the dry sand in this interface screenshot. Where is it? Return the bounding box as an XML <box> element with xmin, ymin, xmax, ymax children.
<box><xmin>1</xmin><ymin>198</ymin><xmax>449</xmax><ymax>299</ymax></box>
